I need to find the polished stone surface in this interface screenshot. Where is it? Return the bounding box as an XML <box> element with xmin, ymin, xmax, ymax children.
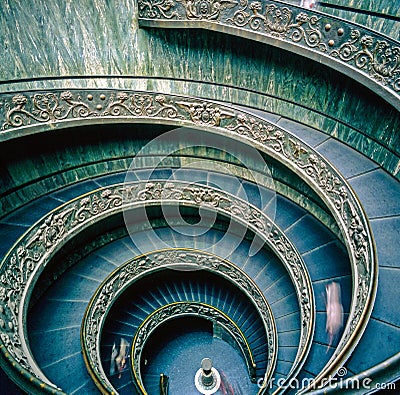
<box><xmin>302</xmin><ymin>241</ymin><xmax>350</xmax><ymax>281</ymax></box>
<box><xmin>349</xmin><ymin>169</ymin><xmax>400</xmax><ymax>218</ymax></box>
<box><xmin>1</xmin><ymin>1</ymin><xmax>399</xmax><ymax>178</ymax></box>
<box><xmin>143</xmin><ymin>329</ymin><xmax>257</xmax><ymax>394</ymax></box>
<box><xmin>346</xmin><ymin>318</ymin><xmax>400</xmax><ymax>373</ymax></box>
<box><xmin>284</xmin><ymin>214</ymin><xmax>335</xmax><ymax>254</ymax></box>
<box><xmin>316</xmin><ymin>138</ymin><xmax>379</xmax><ymax>179</ymax></box>
<box><xmin>372</xmin><ymin>267</ymin><xmax>400</xmax><ymax>327</ymax></box>
<box><xmin>370</xmin><ymin>216</ymin><xmax>400</xmax><ymax>268</ymax></box>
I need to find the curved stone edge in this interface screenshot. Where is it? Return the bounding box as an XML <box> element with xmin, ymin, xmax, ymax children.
<box><xmin>137</xmin><ymin>0</ymin><xmax>400</xmax><ymax>111</ymax></box>
<box><xmin>0</xmin><ymin>81</ymin><xmax>397</xmax><ymax>183</ymax></box>
<box><xmin>131</xmin><ymin>302</ymin><xmax>258</xmax><ymax>389</ymax></box>
<box><xmin>0</xmin><ymin>89</ymin><xmax>376</xmax><ymax>391</ymax></box>
<box><xmin>127</xmin><ymin>181</ymin><xmax>315</xmax><ymax>391</ymax></box>
<box><xmin>81</xmin><ymin>246</ymin><xmax>277</xmax><ymax>394</ymax></box>
<box><xmin>85</xmin><ymin>262</ymin><xmax>268</xmax><ymax>394</ymax></box>
<box><xmin>308</xmin><ymin>352</ymin><xmax>400</xmax><ymax>394</ymax></box>
<box><xmin>0</xmin><ymin>179</ymin><xmax>316</xmax><ymax>393</ymax></box>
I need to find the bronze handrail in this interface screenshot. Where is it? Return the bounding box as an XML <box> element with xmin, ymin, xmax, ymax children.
<box><xmin>0</xmin><ymin>90</ymin><xmax>374</xmax><ymax>393</ymax></box>
<box><xmin>130</xmin><ymin>302</ymin><xmax>259</xmax><ymax>393</ymax></box>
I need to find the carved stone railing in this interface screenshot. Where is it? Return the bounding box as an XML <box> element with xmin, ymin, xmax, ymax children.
<box><xmin>137</xmin><ymin>0</ymin><xmax>400</xmax><ymax>111</ymax></box>
<box><xmin>131</xmin><ymin>302</ymin><xmax>258</xmax><ymax>391</ymax></box>
<box><xmin>0</xmin><ymin>90</ymin><xmax>376</xmax><ymax>392</ymax></box>
<box><xmin>81</xmin><ymin>250</ymin><xmax>274</xmax><ymax>394</ymax></box>
<box><xmin>0</xmin><ymin>179</ymin><xmax>315</xmax><ymax>393</ymax></box>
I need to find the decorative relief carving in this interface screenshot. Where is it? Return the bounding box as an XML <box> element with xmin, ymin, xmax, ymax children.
<box><xmin>0</xmin><ymin>179</ymin><xmax>315</xmax><ymax>391</ymax></box>
<box><xmin>131</xmin><ymin>302</ymin><xmax>258</xmax><ymax>389</ymax></box>
<box><xmin>0</xmin><ymin>185</ymin><xmax>128</xmax><ymax>380</ymax></box>
<box><xmin>139</xmin><ymin>0</ymin><xmax>238</xmax><ymax>20</ymax></box>
<box><xmin>331</xmin><ymin>30</ymin><xmax>400</xmax><ymax>91</ymax></box>
<box><xmin>1</xmin><ymin>92</ymin><xmax>183</xmax><ymax>130</ymax></box>
<box><xmin>138</xmin><ymin>0</ymin><xmax>180</xmax><ymax>19</ymax></box>
<box><xmin>82</xmin><ymin>250</ymin><xmax>275</xmax><ymax>393</ymax></box>
<box><xmin>176</xmin><ymin>101</ymin><xmax>235</xmax><ymax>126</ymax></box>
<box><xmin>0</xmin><ymin>244</ymin><xmax>41</xmax><ymax>370</ymax></box>
<box><xmin>177</xmin><ymin>0</ymin><xmax>238</xmax><ymax>20</ymax></box>
<box><xmin>0</xmin><ymin>90</ymin><xmax>375</xmax><ymax>389</ymax></box>
<box><xmin>227</xmin><ymin>3</ymin><xmax>327</xmax><ymax>51</ymax></box>
<box><xmin>137</xmin><ymin>0</ymin><xmax>400</xmax><ymax>99</ymax></box>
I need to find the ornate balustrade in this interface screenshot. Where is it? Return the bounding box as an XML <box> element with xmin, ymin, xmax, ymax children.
<box><xmin>82</xmin><ymin>247</ymin><xmax>276</xmax><ymax>394</ymax></box>
<box><xmin>137</xmin><ymin>0</ymin><xmax>400</xmax><ymax>111</ymax></box>
<box><xmin>0</xmin><ymin>178</ymin><xmax>317</xmax><ymax>393</ymax></box>
<box><xmin>131</xmin><ymin>302</ymin><xmax>258</xmax><ymax>390</ymax></box>
<box><xmin>0</xmin><ymin>89</ymin><xmax>376</xmax><ymax>392</ymax></box>
<box><xmin>84</xmin><ymin>272</ymin><xmax>264</xmax><ymax>393</ymax></box>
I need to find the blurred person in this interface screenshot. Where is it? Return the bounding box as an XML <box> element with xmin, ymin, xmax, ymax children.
<box><xmin>300</xmin><ymin>0</ymin><xmax>316</xmax><ymax>9</ymax></box>
<box><xmin>115</xmin><ymin>337</ymin><xmax>129</xmax><ymax>378</ymax></box>
<box><xmin>219</xmin><ymin>370</ymin><xmax>235</xmax><ymax>394</ymax></box>
<box><xmin>325</xmin><ymin>282</ymin><xmax>344</xmax><ymax>351</ymax></box>
<box><xmin>110</xmin><ymin>342</ymin><xmax>118</xmax><ymax>375</ymax></box>
<box><xmin>110</xmin><ymin>337</ymin><xmax>129</xmax><ymax>378</ymax></box>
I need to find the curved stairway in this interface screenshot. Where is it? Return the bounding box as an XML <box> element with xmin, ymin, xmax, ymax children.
<box><xmin>1</xmin><ymin>0</ymin><xmax>400</xmax><ymax>392</ymax></box>
<box><xmin>0</xmin><ymin>109</ymin><xmax>398</xmax><ymax>394</ymax></box>
<box><xmin>101</xmin><ymin>270</ymin><xmax>267</xmax><ymax>394</ymax></box>
<box><xmin>0</xmin><ymin>160</ymin><xmax>352</xmax><ymax>394</ymax></box>
<box><xmin>270</xmin><ymin>113</ymin><xmax>400</xmax><ymax>382</ymax></box>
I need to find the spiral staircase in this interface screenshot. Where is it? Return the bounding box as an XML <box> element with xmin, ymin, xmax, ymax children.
<box><xmin>0</xmin><ymin>0</ymin><xmax>399</xmax><ymax>394</ymax></box>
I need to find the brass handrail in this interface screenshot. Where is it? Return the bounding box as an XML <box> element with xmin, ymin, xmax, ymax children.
<box><xmin>0</xmin><ymin>177</ymin><xmax>316</xmax><ymax>393</ymax></box>
<box><xmin>159</xmin><ymin>373</ymin><xmax>169</xmax><ymax>395</ymax></box>
<box><xmin>0</xmin><ymin>90</ymin><xmax>374</xmax><ymax>393</ymax></box>
<box><xmin>81</xmin><ymin>247</ymin><xmax>277</xmax><ymax>394</ymax></box>
<box><xmin>130</xmin><ymin>302</ymin><xmax>259</xmax><ymax>393</ymax></box>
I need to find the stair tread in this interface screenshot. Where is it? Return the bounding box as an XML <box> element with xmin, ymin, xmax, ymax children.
<box><xmin>348</xmin><ymin>169</ymin><xmax>400</xmax><ymax>218</ymax></box>
<box><xmin>315</xmin><ymin>137</ymin><xmax>379</xmax><ymax>179</ymax></box>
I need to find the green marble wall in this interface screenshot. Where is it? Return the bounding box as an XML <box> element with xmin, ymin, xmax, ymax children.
<box><xmin>0</xmin><ymin>0</ymin><xmax>399</xmax><ymax>178</ymax></box>
<box><xmin>316</xmin><ymin>0</ymin><xmax>400</xmax><ymax>39</ymax></box>
<box><xmin>0</xmin><ymin>123</ymin><xmax>340</xmax><ymax>238</ymax></box>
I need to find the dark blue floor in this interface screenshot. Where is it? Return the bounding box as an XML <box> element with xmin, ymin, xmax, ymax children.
<box><xmin>142</xmin><ymin>329</ymin><xmax>258</xmax><ymax>395</ymax></box>
<box><xmin>0</xmin><ymin>370</ymin><xmax>26</xmax><ymax>395</ymax></box>
<box><xmin>2</xmin><ymin>129</ymin><xmax>398</xmax><ymax>393</ymax></box>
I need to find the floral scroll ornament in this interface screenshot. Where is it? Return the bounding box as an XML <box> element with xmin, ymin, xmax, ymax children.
<box><xmin>131</xmin><ymin>302</ymin><xmax>258</xmax><ymax>389</ymax></box>
<box><xmin>227</xmin><ymin>3</ymin><xmax>326</xmax><ymax>51</ymax></box>
<box><xmin>176</xmin><ymin>100</ymin><xmax>234</xmax><ymax>126</ymax></box>
<box><xmin>138</xmin><ymin>0</ymin><xmax>179</xmax><ymax>19</ymax></box>
<box><xmin>136</xmin><ymin>0</ymin><xmax>400</xmax><ymax>106</ymax></box>
<box><xmin>1</xmin><ymin>92</ymin><xmax>93</xmax><ymax>129</ymax></box>
<box><xmin>0</xmin><ymin>89</ymin><xmax>376</xmax><ymax>392</ymax></box>
<box><xmin>82</xmin><ymin>248</ymin><xmax>276</xmax><ymax>393</ymax></box>
<box><xmin>331</xmin><ymin>30</ymin><xmax>400</xmax><ymax>90</ymax></box>
<box><xmin>1</xmin><ymin>92</ymin><xmax>183</xmax><ymax>130</ymax></box>
<box><xmin>176</xmin><ymin>0</ymin><xmax>238</xmax><ymax>20</ymax></box>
